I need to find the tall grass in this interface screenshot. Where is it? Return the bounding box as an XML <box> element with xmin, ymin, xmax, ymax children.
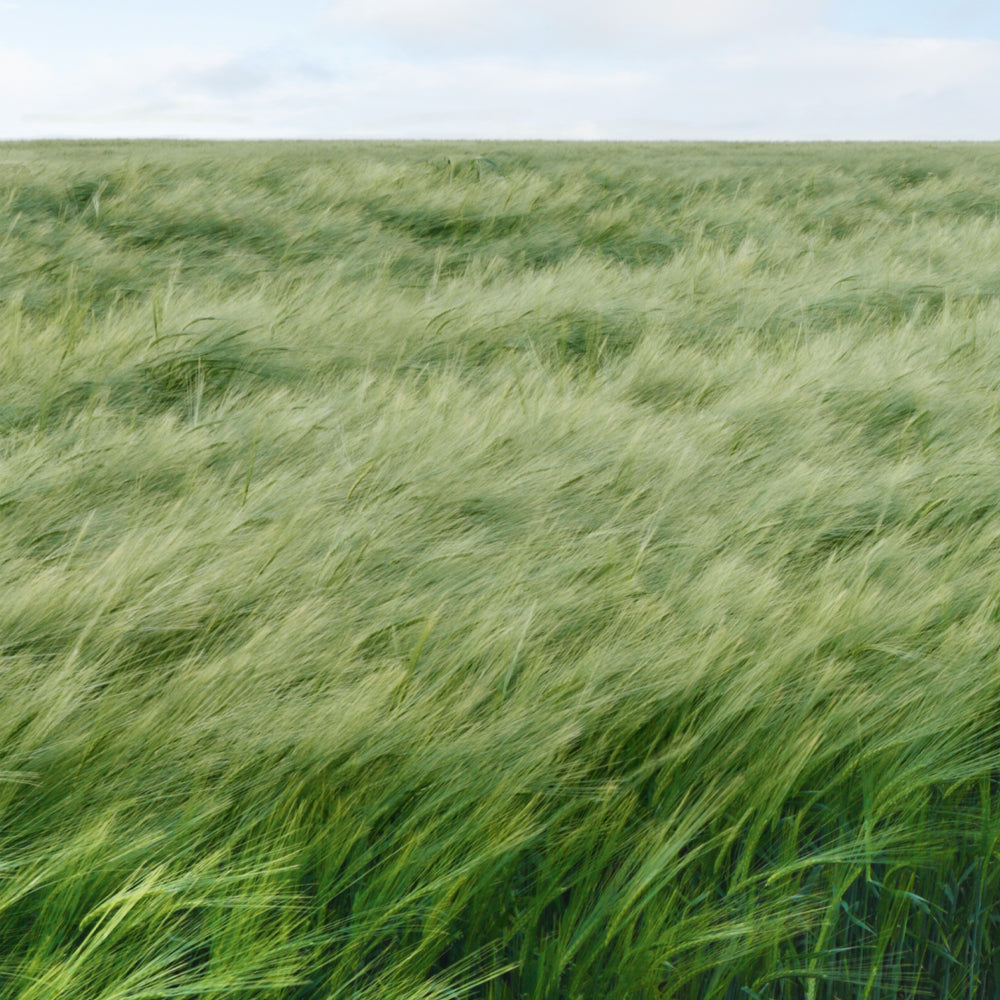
<box><xmin>3</xmin><ymin>139</ymin><xmax>1000</xmax><ymax>998</ymax></box>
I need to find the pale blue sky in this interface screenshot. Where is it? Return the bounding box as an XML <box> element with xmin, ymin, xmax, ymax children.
<box><xmin>832</xmin><ymin>1</ymin><xmax>1000</xmax><ymax>38</ymax></box>
<box><xmin>2</xmin><ymin>0</ymin><xmax>999</xmax><ymax>139</ymax></box>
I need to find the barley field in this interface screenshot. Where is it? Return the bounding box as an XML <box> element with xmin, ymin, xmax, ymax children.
<box><xmin>3</xmin><ymin>140</ymin><xmax>1000</xmax><ymax>999</ymax></box>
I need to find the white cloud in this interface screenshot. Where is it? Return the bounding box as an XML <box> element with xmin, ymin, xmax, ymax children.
<box><xmin>4</xmin><ymin>45</ymin><xmax>338</xmax><ymax>139</ymax></box>
<box><xmin>3</xmin><ymin>15</ymin><xmax>1000</xmax><ymax>140</ymax></box>
<box><xmin>324</xmin><ymin>0</ymin><xmax>831</xmax><ymax>54</ymax></box>
<box><xmin>0</xmin><ymin>48</ymin><xmax>49</xmax><ymax>97</ymax></box>
<box><xmin>662</xmin><ymin>33</ymin><xmax>1000</xmax><ymax>139</ymax></box>
<box><xmin>595</xmin><ymin>0</ymin><xmax>828</xmax><ymax>39</ymax></box>
<box><xmin>326</xmin><ymin>31</ymin><xmax>1000</xmax><ymax>139</ymax></box>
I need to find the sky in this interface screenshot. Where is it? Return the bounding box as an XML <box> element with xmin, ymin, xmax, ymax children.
<box><xmin>1</xmin><ymin>0</ymin><xmax>999</xmax><ymax>140</ymax></box>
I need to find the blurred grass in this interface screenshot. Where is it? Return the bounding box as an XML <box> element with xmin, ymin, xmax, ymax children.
<box><xmin>3</xmin><ymin>139</ymin><xmax>1000</xmax><ymax>998</ymax></box>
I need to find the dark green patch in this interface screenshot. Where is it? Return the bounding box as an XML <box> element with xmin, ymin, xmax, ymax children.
<box><xmin>824</xmin><ymin>384</ymin><xmax>936</xmax><ymax>453</ymax></box>
<box><xmin>877</xmin><ymin>164</ymin><xmax>941</xmax><ymax>190</ymax></box>
<box><xmin>109</xmin><ymin>323</ymin><xmax>293</xmax><ymax>416</ymax></box>
<box><xmin>542</xmin><ymin>310</ymin><xmax>642</xmax><ymax>371</ymax></box>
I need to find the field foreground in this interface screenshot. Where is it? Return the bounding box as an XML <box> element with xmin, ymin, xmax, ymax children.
<box><xmin>3</xmin><ymin>140</ymin><xmax>1000</xmax><ymax>998</ymax></box>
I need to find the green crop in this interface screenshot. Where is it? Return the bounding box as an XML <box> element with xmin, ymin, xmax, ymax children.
<box><xmin>2</xmin><ymin>139</ymin><xmax>1000</xmax><ymax>998</ymax></box>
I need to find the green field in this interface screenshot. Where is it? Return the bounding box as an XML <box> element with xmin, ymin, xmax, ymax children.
<box><xmin>4</xmin><ymin>140</ymin><xmax>1000</xmax><ymax>999</ymax></box>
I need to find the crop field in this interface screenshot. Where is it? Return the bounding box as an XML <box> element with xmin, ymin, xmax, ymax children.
<box><xmin>4</xmin><ymin>139</ymin><xmax>1000</xmax><ymax>999</ymax></box>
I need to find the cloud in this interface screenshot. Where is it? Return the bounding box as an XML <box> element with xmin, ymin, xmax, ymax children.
<box><xmin>0</xmin><ymin>48</ymin><xmax>49</xmax><ymax>96</ymax></box>
<box><xmin>4</xmin><ymin>45</ymin><xmax>342</xmax><ymax>138</ymax></box>
<box><xmin>323</xmin><ymin>0</ymin><xmax>831</xmax><ymax>55</ymax></box>
<box><xmin>601</xmin><ymin>0</ymin><xmax>829</xmax><ymax>39</ymax></box>
<box><xmin>174</xmin><ymin>51</ymin><xmax>336</xmax><ymax>99</ymax></box>
<box><xmin>327</xmin><ymin>32</ymin><xmax>1000</xmax><ymax>139</ymax></box>
<box><xmin>657</xmin><ymin>33</ymin><xmax>1000</xmax><ymax>138</ymax></box>
<box><xmin>3</xmin><ymin>16</ymin><xmax>1000</xmax><ymax>140</ymax></box>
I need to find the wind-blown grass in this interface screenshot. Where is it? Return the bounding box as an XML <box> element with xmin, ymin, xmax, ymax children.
<box><xmin>3</xmin><ymin>139</ymin><xmax>1000</xmax><ymax>998</ymax></box>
